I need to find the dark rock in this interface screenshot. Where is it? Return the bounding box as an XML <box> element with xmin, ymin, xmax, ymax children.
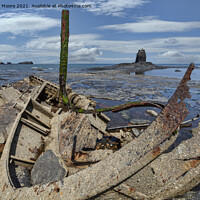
<box><xmin>135</xmin><ymin>70</ymin><xmax>145</xmax><ymax>75</ymax></box>
<box><xmin>1</xmin><ymin>87</ymin><xmax>21</xmax><ymax>103</ymax></box>
<box><xmin>135</xmin><ymin>48</ymin><xmax>146</xmax><ymax>63</ymax></box>
<box><xmin>0</xmin><ymin>62</ymin><xmax>4</xmax><ymax>65</ymax></box>
<box><xmin>7</xmin><ymin>62</ymin><xmax>12</xmax><ymax>64</ymax></box>
<box><xmin>17</xmin><ymin>61</ymin><xmax>33</xmax><ymax>64</ymax></box>
<box><xmin>31</xmin><ymin>150</ymin><xmax>68</xmax><ymax>185</ymax></box>
<box><xmin>175</xmin><ymin>69</ymin><xmax>181</xmax><ymax>72</ymax></box>
<box><xmin>0</xmin><ymin>103</ymin><xmax>20</xmax><ymax>142</ymax></box>
<box><xmin>31</xmin><ymin>68</ymin><xmax>44</xmax><ymax>71</ymax></box>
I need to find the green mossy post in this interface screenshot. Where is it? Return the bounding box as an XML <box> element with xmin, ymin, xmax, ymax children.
<box><xmin>59</xmin><ymin>10</ymin><xmax>70</xmax><ymax>106</ymax></box>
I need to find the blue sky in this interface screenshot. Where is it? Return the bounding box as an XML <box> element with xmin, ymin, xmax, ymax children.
<box><xmin>0</xmin><ymin>0</ymin><xmax>200</xmax><ymax>64</ymax></box>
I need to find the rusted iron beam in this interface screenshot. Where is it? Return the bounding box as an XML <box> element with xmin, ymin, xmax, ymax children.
<box><xmin>76</xmin><ymin>101</ymin><xmax>164</xmax><ymax>114</ymax></box>
<box><xmin>111</xmin><ymin>101</ymin><xmax>164</xmax><ymax>112</ymax></box>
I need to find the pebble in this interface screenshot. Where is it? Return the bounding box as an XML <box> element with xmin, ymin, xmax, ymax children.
<box><xmin>146</xmin><ymin>110</ymin><xmax>158</xmax><ymax>117</ymax></box>
<box><xmin>130</xmin><ymin>119</ymin><xmax>151</xmax><ymax>125</ymax></box>
<box><xmin>120</xmin><ymin>110</ymin><xmax>130</xmax><ymax>120</ymax></box>
<box><xmin>132</xmin><ymin>128</ymin><xmax>140</xmax><ymax>137</ymax></box>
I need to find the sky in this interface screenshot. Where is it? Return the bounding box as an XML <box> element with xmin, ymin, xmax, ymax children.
<box><xmin>0</xmin><ymin>0</ymin><xmax>200</xmax><ymax>64</ymax></box>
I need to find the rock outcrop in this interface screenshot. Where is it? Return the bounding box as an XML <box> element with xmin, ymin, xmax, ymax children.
<box><xmin>89</xmin><ymin>48</ymin><xmax>167</xmax><ymax>74</ymax></box>
<box><xmin>17</xmin><ymin>61</ymin><xmax>33</xmax><ymax>64</ymax></box>
<box><xmin>135</xmin><ymin>48</ymin><xmax>146</xmax><ymax>63</ymax></box>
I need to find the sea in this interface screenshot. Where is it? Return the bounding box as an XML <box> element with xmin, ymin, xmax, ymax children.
<box><xmin>0</xmin><ymin>63</ymin><xmax>200</xmax><ymax>86</ymax></box>
<box><xmin>0</xmin><ymin>64</ymin><xmax>110</xmax><ymax>86</ymax></box>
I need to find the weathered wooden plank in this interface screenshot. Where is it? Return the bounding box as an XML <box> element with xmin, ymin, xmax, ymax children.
<box><xmin>10</xmin><ymin>155</ymin><xmax>35</xmax><ymax>165</ymax></box>
<box><xmin>24</xmin><ymin>110</ymin><xmax>51</xmax><ymax>129</ymax></box>
<box><xmin>21</xmin><ymin>118</ymin><xmax>50</xmax><ymax>136</ymax></box>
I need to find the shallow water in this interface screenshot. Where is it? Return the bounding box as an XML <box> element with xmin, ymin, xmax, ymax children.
<box><xmin>0</xmin><ymin>64</ymin><xmax>114</xmax><ymax>86</ymax></box>
<box><xmin>145</xmin><ymin>67</ymin><xmax>200</xmax><ymax>80</ymax></box>
<box><xmin>1</xmin><ymin>63</ymin><xmax>200</xmax><ymax>86</ymax></box>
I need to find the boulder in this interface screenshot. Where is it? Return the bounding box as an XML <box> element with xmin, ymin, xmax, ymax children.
<box><xmin>0</xmin><ymin>103</ymin><xmax>20</xmax><ymax>141</ymax></box>
<box><xmin>31</xmin><ymin>150</ymin><xmax>68</xmax><ymax>185</ymax></box>
<box><xmin>1</xmin><ymin>87</ymin><xmax>21</xmax><ymax>103</ymax></box>
<box><xmin>135</xmin><ymin>48</ymin><xmax>146</xmax><ymax>63</ymax></box>
<box><xmin>175</xmin><ymin>69</ymin><xmax>181</xmax><ymax>72</ymax></box>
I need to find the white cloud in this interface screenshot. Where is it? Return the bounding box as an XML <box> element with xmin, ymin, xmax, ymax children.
<box><xmin>0</xmin><ymin>12</ymin><xmax>59</xmax><ymax>35</ymax></box>
<box><xmin>70</xmin><ymin>48</ymin><xmax>103</xmax><ymax>62</ymax></box>
<box><xmin>0</xmin><ymin>44</ymin><xmax>17</xmax><ymax>51</ymax></box>
<box><xmin>8</xmin><ymin>36</ymin><xmax>16</xmax><ymax>40</ymax></box>
<box><xmin>68</xmin><ymin>35</ymin><xmax>200</xmax><ymax>63</ymax></box>
<box><xmin>26</xmin><ymin>36</ymin><xmax>60</xmax><ymax>50</ymax></box>
<box><xmin>74</xmin><ymin>36</ymin><xmax>200</xmax><ymax>54</ymax></box>
<box><xmin>0</xmin><ymin>45</ymin><xmax>18</xmax><ymax>61</ymax></box>
<box><xmin>25</xmin><ymin>34</ymin><xmax>103</xmax><ymax>63</ymax></box>
<box><xmin>25</xmin><ymin>34</ymin><xmax>100</xmax><ymax>51</ymax></box>
<box><xmin>75</xmin><ymin>0</ymin><xmax>148</xmax><ymax>16</ymax></box>
<box><xmin>99</xmin><ymin>18</ymin><xmax>200</xmax><ymax>33</ymax></box>
<box><xmin>1</xmin><ymin>34</ymin><xmax>200</xmax><ymax>63</ymax></box>
<box><xmin>159</xmin><ymin>51</ymin><xmax>200</xmax><ymax>63</ymax></box>
<box><xmin>69</xmin><ymin>34</ymin><xmax>101</xmax><ymax>50</ymax></box>
<box><xmin>161</xmin><ymin>51</ymin><xmax>184</xmax><ymax>57</ymax></box>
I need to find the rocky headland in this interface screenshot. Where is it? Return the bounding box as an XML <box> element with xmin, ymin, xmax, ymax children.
<box><xmin>89</xmin><ymin>49</ymin><xmax>167</xmax><ymax>74</ymax></box>
<box><xmin>0</xmin><ymin>61</ymin><xmax>33</xmax><ymax>65</ymax></box>
<box><xmin>17</xmin><ymin>61</ymin><xmax>33</xmax><ymax>64</ymax></box>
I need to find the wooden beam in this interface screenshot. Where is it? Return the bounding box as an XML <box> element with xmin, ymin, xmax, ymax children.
<box><xmin>21</xmin><ymin>118</ymin><xmax>50</xmax><ymax>136</ymax></box>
